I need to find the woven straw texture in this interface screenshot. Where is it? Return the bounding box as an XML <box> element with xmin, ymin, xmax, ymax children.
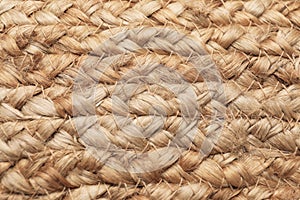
<box><xmin>0</xmin><ymin>0</ymin><xmax>300</xmax><ymax>199</ymax></box>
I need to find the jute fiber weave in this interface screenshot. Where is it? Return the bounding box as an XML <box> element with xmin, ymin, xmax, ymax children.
<box><xmin>0</xmin><ymin>0</ymin><xmax>299</xmax><ymax>199</ymax></box>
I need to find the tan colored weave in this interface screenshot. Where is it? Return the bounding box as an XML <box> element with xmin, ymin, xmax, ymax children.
<box><xmin>0</xmin><ymin>0</ymin><xmax>300</xmax><ymax>199</ymax></box>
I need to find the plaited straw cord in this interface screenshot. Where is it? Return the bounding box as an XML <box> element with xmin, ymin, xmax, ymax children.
<box><xmin>0</xmin><ymin>0</ymin><xmax>300</xmax><ymax>199</ymax></box>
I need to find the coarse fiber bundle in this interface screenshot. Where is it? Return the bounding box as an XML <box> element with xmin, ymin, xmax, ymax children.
<box><xmin>0</xmin><ymin>0</ymin><xmax>300</xmax><ymax>199</ymax></box>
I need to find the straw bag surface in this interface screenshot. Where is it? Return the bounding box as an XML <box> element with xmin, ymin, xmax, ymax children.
<box><xmin>0</xmin><ymin>0</ymin><xmax>299</xmax><ymax>199</ymax></box>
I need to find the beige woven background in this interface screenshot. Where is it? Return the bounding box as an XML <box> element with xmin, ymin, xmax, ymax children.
<box><xmin>0</xmin><ymin>0</ymin><xmax>299</xmax><ymax>199</ymax></box>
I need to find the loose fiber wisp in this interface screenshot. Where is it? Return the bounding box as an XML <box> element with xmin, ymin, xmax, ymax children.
<box><xmin>0</xmin><ymin>0</ymin><xmax>299</xmax><ymax>199</ymax></box>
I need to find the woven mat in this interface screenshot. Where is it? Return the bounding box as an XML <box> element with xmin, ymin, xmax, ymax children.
<box><xmin>0</xmin><ymin>0</ymin><xmax>300</xmax><ymax>199</ymax></box>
